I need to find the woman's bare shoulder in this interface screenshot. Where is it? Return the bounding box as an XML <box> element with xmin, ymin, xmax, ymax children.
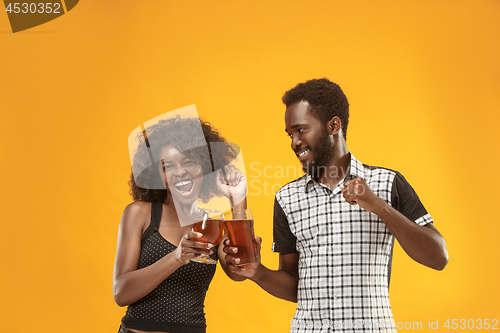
<box><xmin>124</xmin><ymin>200</ymin><xmax>151</xmax><ymax>213</ymax></box>
<box><xmin>120</xmin><ymin>201</ymin><xmax>152</xmax><ymax>231</ymax></box>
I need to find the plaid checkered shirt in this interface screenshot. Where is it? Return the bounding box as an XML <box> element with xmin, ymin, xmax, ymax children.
<box><xmin>273</xmin><ymin>153</ymin><xmax>433</xmax><ymax>332</ymax></box>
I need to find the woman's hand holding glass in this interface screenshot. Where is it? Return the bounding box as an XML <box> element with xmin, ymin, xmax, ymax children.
<box><xmin>174</xmin><ymin>230</ymin><xmax>215</xmax><ymax>265</ymax></box>
<box><xmin>190</xmin><ymin>209</ymin><xmax>223</xmax><ymax>264</ymax></box>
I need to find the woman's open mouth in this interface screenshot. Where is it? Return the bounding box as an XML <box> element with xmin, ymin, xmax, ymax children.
<box><xmin>173</xmin><ymin>180</ymin><xmax>194</xmax><ymax>196</ymax></box>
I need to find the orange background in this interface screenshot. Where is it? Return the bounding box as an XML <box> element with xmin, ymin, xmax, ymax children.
<box><xmin>1</xmin><ymin>1</ymin><xmax>499</xmax><ymax>332</ymax></box>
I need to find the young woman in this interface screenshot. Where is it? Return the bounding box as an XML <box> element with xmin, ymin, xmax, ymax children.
<box><xmin>113</xmin><ymin>117</ymin><xmax>246</xmax><ymax>333</ymax></box>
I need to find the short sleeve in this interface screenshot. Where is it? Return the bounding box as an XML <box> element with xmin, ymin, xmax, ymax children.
<box><xmin>272</xmin><ymin>197</ymin><xmax>298</xmax><ymax>253</ymax></box>
<box><xmin>391</xmin><ymin>172</ymin><xmax>433</xmax><ymax>226</ymax></box>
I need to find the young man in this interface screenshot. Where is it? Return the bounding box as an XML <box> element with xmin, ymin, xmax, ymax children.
<box><xmin>223</xmin><ymin>78</ymin><xmax>448</xmax><ymax>332</ymax></box>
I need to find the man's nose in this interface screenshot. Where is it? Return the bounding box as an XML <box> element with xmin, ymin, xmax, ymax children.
<box><xmin>291</xmin><ymin>135</ymin><xmax>302</xmax><ymax>151</ymax></box>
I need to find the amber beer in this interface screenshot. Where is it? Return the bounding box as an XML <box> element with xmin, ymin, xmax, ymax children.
<box><xmin>192</xmin><ymin>219</ymin><xmax>223</xmax><ymax>245</ymax></box>
<box><xmin>191</xmin><ymin>209</ymin><xmax>223</xmax><ymax>264</ymax></box>
<box><xmin>223</xmin><ymin>209</ymin><xmax>256</xmax><ymax>265</ymax></box>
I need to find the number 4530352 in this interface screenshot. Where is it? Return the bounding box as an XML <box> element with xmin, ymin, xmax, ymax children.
<box><xmin>5</xmin><ymin>3</ymin><xmax>62</xmax><ymax>14</ymax></box>
<box><xmin>444</xmin><ymin>319</ymin><xmax>498</xmax><ymax>329</ymax></box>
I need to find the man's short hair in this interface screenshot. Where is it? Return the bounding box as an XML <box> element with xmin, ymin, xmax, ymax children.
<box><xmin>282</xmin><ymin>78</ymin><xmax>349</xmax><ymax>140</ymax></box>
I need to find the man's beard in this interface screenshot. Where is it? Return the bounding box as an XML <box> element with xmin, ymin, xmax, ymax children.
<box><xmin>303</xmin><ymin>127</ymin><xmax>334</xmax><ymax>179</ymax></box>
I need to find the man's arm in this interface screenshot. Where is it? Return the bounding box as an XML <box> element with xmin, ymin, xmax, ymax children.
<box><xmin>222</xmin><ymin>196</ymin><xmax>299</xmax><ymax>301</ymax></box>
<box><xmin>222</xmin><ymin>239</ymin><xmax>299</xmax><ymax>302</ymax></box>
<box><xmin>373</xmin><ymin>205</ymin><xmax>448</xmax><ymax>270</ymax></box>
<box><xmin>343</xmin><ymin>177</ymin><xmax>449</xmax><ymax>270</ymax></box>
<box><xmin>252</xmin><ymin>252</ymin><xmax>299</xmax><ymax>302</ymax></box>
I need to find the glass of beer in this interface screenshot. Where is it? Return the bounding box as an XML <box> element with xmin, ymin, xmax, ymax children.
<box><xmin>222</xmin><ymin>209</ymin><xmax>256</xmax><ymax>266</ymax></box>
<box><xmin>191</xmin><ymin>209</ymin><xmax>223</xmax><ymax>264</ymax></box>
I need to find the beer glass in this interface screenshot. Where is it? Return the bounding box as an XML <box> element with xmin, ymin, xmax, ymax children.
<box><xmin>191</xmin><ymin>209</ymin><xmax>223</xmax><ymax>264</ymax></box>
<box><xmin>223</xmin><ymin>209</ymin><xmax>256</xmax><ymax>266</ymax></box>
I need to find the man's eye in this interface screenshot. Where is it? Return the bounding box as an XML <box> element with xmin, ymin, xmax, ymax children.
<box><xmin>298</xmin><ymin>128</ymin><xmax>304</xmax><ymax>133</ymax></box>
<box><xmin>185</xmin><ymin>159</ymin><xmax>197</xmax><ymax>165</ymax></box>
<box><xmin>163</xmin><ymin>165</ymin><xmax>173</xmax><ymax>170</ymax></box>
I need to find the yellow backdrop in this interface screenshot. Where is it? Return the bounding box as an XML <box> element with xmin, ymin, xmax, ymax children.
<box><xmin>1</xmin><ymin>1</ymin><xmax>499</xmax><ymax>332</ymax></box>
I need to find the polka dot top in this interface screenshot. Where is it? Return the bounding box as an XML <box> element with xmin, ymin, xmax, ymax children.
<box><xmin>122</xmin><ymin>202</ymin><xmax>218</xmax><ymax>333</ymax></box>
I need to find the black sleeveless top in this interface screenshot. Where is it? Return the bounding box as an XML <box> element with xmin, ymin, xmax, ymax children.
<box><xmin>122</xmin><ymin>202</ymin><xmax>218</xmax><ymax>333</ymax></box>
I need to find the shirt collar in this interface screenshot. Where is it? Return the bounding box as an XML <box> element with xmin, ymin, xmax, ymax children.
<box><xmin>349</xmin><ymin>153</ymin><xmax>365</xmax><ymax>180</ymax></box>
<box><xmin>304</xmin><ymin>152</ymin><xmax>365</xmax><ymax>193</ymax></box>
